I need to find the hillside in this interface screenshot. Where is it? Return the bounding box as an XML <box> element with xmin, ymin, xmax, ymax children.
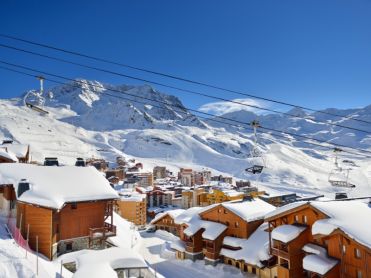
<box><xmin>1</xmin><ymin>80</ymin><xmax>371</xmax><ymax>198</ymax></box>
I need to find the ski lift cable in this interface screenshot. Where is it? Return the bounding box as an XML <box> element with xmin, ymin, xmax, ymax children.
<box><xmin>1</xmin><ymin>42</ymin><xmax>371</xmax><ymax>135</ymax></box>
<box><xmin>1</xmin><ymin>63</ymin><xmax>371</xmax><ymax>159</ymax></box>
<box><xmin>1</xmin><ymin>33</ymin><xmax>371</xmax><ymax>125</ymax></box>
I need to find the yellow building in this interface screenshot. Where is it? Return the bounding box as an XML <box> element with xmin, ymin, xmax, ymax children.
<box><xmin>181</xmin><ymin>188</ymin><xmax>208</xmax><ymax>208</ymax></box>
<box><xmin>116</xmin><ymin>192</ymin><xmax>147</xmax><ymax>227</ymax></box>
<box><xmin>206</xmin><ymin>189</ymin><xmax>244</xmax><ymax>205</ymax></box>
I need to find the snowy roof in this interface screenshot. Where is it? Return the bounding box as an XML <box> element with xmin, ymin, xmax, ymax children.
<box><xmin>311</xmin><ymin>200</ymin><xmax>371</xmax><ymax>249</ymax></box>
<box><xmin>0</xmin><ymin>164</ymin><xmax>118</xmax><ymax>209</ymax></box>
<box><xmin>302</xmin><ymin>243</ymin><xmax>327</xmax><ymax>257</ymax></box>
<box><xmin>174</xmin><ymin>207</ymin><xmax>205</xmax><ymax>225</ymax></box>
<box><xmin>73</xmin><ymin>247</ymin><xmax>147</xmax><ymax>278</ymax></box>
<box><xmin>264</xmin><ymin>201</ymin><xmax>308</xmax><ymax>220</ymax></box>
<box><xmin>184</xmin><ymin>219</ymin><xmax>227</xmax><ymax>241</ymax></box>
<box><xmin>170</xmin><ymin>239</ymin><xmax>186</xmax><ymax>252</ymax></box>
<box><xmin>119</xmin><ymin>192</ymin><xmax>146</xmax><ymax>202</ymax></box>
<box><xmin>150</xmin><ymin>209</ymin><xmax>185</xmax><ymax>224</ymax></box>
<box><xmin>220</xmin><ymin>199</ymin><xmax>275</xmax><ymax>222</ymax></box>
<box><xmin>1</xmin><ymin>143</ymin><xmax>28</xmax><ymax>158</ymax></box>
<box><xmin>303</xmin><ymin>254</ymin><xmax>338</xmax><ymax>275</ymax></box>
<box><xmin>0</xmin><ymin>149</ymin><xmax>18</xmax><ymax>162</ymax></box>
<box><xmin>220</xmin><ymin>223</ymin><xmax>271</xmax><ymax>267</ymax></box>
<box><xmin>271</xmin><ymin>224</ymin><xmax>307</xmax><ymax>243</ymax></box>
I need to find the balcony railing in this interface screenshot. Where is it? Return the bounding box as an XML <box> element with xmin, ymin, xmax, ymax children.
<box><xmin>89</xmin><ymin>223</ymin><xmax>117</xmax><ymax>239</ymax></box>
<box><xmin>271</xmin><ymin>247</ymin><xmax>290</xmax><ymax>259</ymax></box>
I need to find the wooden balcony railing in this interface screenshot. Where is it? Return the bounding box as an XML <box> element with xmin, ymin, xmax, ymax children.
<box><xmin>89</xmin><ymin>223</ymin><xmax>117</xmax><ymax>239</ymax></box>
<box><xmin>271</xmin><ymin>247</ymin><xmax>290</xmax><ymax>259</ymax></box>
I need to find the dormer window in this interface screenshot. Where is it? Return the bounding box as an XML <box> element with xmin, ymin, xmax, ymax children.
<box><xmin>17</xmin><ymin>179</ymin><xmax>30</xmax><ymax>198</ymax></box>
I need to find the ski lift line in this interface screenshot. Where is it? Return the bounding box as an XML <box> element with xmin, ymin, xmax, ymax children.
<box><xmin>1</xmin><ymin>43</ymin><xmax>371</xmax><ymax>135</ymax></box>
<box><xmin>1</xmin><ymin>64</ymin><xmax>371</xmax><ymax>159</ymax></box>
<box><xmin>1</xmin><ymin>33</ymin><xmax>371</xmax><ymax>126</ymax></box>
<box><xmin>259</xmin><ymin>125</ymin><xmax>371</xmax><ymax>156</ymax></box>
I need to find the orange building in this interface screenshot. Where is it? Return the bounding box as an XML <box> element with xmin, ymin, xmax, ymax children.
<box><xmin>265</xmin><ymin>200</ymin><xmax>371</xmax><ymax>278</ymax></box>
<box><xmin>116</xmin><ymin>192</ymin><xmax>147</xmax><ymax>227</ymax></box>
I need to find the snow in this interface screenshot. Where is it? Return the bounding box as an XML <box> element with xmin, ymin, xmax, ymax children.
<box><xmin>220</xmin><ymin>223</ymin><xmax>271</xmax><ymax>267</ymax></box>
<box><xmin>221</xmin><ymin>198</ymin><xmax>275</xmax><ymax>222</ymax></box>
<box><xmin>265</xmin><ymin>201</ymin><xmax>307</xmax><ymax>220</ymax></box>
<box><xmin>0</xmin><ymin>148</ymin><xmax>18</xmax><ymax>162</ymax></box>
<box><xmin>150</xmin><ymin>209</ymin><xmax>185</xmax><ymax>224</ymax></box>
<box><xmin>184</xmin><ymin>219</ymin><xmax>227</xmax><ymax>241</ymax></box>
<box><xmin>311</xmin><ymin>200</ymin><xmax>371</xmax><ymax>248</ymax></box>
<box><xmin>106</xmin><ymin>212</ymin><xmax>141</xmax><ymax>249</ymax></box>
<box><xmin>73</xmin><ymin>247</ymin><xmax>147</xmax><ymax>278</ymax></box>
<box><xmin>303</xmin><ymin>254</ymin><xmax>338</xmax><ymax>275</ymax></box>
<box><xmin>138</xmin><ymin>230</ymin><xmax>252</xmax><ymax>278</ymax></box>
<box><xmin>302</xmin><ymin>243</ymin><xmax>327</xmax><ymax>257</ymax></box>
<box><xmin>0</xmin><ymin>164</ymin><xmax>118</xmax><ymax>209</ymax></box>
<box><xmin>271</xmin><ymin>224</ymin><xmax>307</xmax><ymax>243</ymax></box>
<box><xmin>1</xmin><ymin>143</ymin><xmax>28</xmax><ymax>158</ymax></box>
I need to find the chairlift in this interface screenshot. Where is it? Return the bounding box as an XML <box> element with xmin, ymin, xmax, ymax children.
<box><xmin>328</xmin><ymin>148</ymin><xmax>356</xmax><ymax>188</ymax></box>
<box><xmin>23</xmin><ymin>76</ymin><xmax>49</xmax><ymax>114</ymax></box>
<box><xmin>245</xmin><ymin>120</ymin><xmax>265</xmax><ymax>175</ymax></box>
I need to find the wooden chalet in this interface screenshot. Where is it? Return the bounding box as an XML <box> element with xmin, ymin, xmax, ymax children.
<box><xmin>265</xmin><ymin>200</ymin><xmax>371</xmax><ymax>278</ymax></box>
<box><xmin>0</xmin><ymin>164</ymin><xmax>118</xmax><ymax>260</ymax></box>
<box><xmin>150</xmin><ymin>209</ymin><xmax>185</xmax><ymax>236</ymax></box>
<box><xmin>173</xmin><ymin>198</ymin><xmax>276</xmax><ymax>274</ymax></box>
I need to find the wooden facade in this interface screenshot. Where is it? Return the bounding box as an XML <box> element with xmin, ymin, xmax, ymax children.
<box><xmin>152</xmin><ymin>213</ymin><xmax>180</xmax><ymax>235</ymax></box>
<box><xmin>16</xmin><ymin>199</ymin><xmax>116</xmax><ymax>260</ymax></box>
<box><xmin>266</xmin><ymin>203</ymin><xmax>371</xmax><ymax>278</ymax></box>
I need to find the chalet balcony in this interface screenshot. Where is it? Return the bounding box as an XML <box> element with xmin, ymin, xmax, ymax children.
<box><xmin>89</xmin><ymin>223</ymin><xmax>117</xmax><ymax>240</ymax></box>
<box><xmin>271</xmin><ymin>247</ymin><xmax>290</xmax><ymax>260</ymax></box>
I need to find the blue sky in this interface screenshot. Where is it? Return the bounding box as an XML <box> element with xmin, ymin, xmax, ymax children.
<box><xmin>0</xmin><ymin>0</ymin><xmax>371</xmax><ymax>114</ymax></box>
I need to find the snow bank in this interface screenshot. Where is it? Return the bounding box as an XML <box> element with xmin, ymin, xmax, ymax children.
<box><xmin>303</xmin><ymin>254</ymin><xmax>338</xmax><ymax>275</ymax></box>
<box><xmin>73</xmin><ymin>247</ymin><xmax>147</xmax><ymax>278</ymax></box>
<box><xmin>220</xmin><ymin>223</ymin><xmax>271</xmax><ymax>267</ymax></box>
<box><xmin>271</xmin><ymin>224</ymin><xmax>306</xmax><ymax>243</ymax></box>
<box><xmin>0</xmin><ymin>164</ymin><xmax>118</xmax><ymax>209</ymax></box>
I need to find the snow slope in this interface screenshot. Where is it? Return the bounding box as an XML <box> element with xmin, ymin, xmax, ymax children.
<box><xmin>1</xmin><ymin>80</ymin><xmax>371</xmax><ymax>198</ymax></box>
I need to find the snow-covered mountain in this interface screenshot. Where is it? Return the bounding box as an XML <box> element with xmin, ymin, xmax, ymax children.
<box><xmin>1</xmin><ymin>79</ymin><xmax>371</xmax><ymax>198</ymax></box>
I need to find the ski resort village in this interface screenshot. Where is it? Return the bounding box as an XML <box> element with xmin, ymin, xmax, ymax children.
<box><xmin>1</xmin><ymin>1</ymin><xmax>371</xmax><ymax>278</ymax></box>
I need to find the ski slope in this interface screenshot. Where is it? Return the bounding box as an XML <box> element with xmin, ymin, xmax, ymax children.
<box><xmin>1</xmin><ymin>80</ymin><xmax>371</xmax><ymax>198</ymax></box>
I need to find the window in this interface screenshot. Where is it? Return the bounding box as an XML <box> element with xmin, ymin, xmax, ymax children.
<box><xmin>357</xmin><ymin>270</ymin><xmax>362</xmax><ymax>278</ymax></box>
<box><xmin>342</xmin><ymin>245</ymin><xmax>347</xmax><ymax>254</ymax></box>
<box><xmin>225</xmin><ymin>221</ymin><xmax>230</xmax><ymax>226</ymax></box>
<box><xmin>235</xmin><ymin>221</ymin><xmax>239</xmax><ymax>228</ymax></box>
<box><xmin>294</xmin><ymin>215</ymin><xmax>299</xmax><ymax>222</ymax></box>
<box><xmin>354</xmin><ymin>248</ymin><xmax>362</xmax><ymax>259</ymax></box>
<box><xmin>71</xmin><ymin>202</ymin><xmax>77</xmax><ymax>209</ymax></box>
<box><xmin>66</xmin><ymin>242</ymin><xmax>73</xmax><ymax>251</ymax></box>
<box><xmin>223</xmin><ymin>209</ymin><xmax>227</xmax><ymax>214</ymax></box>
<box><xmin>218</xmin><ymin>209</ymin><xmax>222</xmax><ymax>213</ymax></box>
<box><xmin>302</xmin><ymin>215</ymin><xmax>307</xmax><ymax>224</ymax></box>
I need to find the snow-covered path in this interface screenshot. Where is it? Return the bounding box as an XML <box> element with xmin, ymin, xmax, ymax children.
<box><xmin>0</xmin><ymin>221</ymin><xmax>36</xmax><ymax>278</ymax></box>
<box><xmin>138</xmin><ymin>231</ymin><xmax>256</xmax><ymax>278</ymax></box>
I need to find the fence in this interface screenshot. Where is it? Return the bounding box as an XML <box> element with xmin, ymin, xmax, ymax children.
<box><xmin>6</xmin><ymin>216</ymin><xmax>32</xmax><ymax>252</ymax></box>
